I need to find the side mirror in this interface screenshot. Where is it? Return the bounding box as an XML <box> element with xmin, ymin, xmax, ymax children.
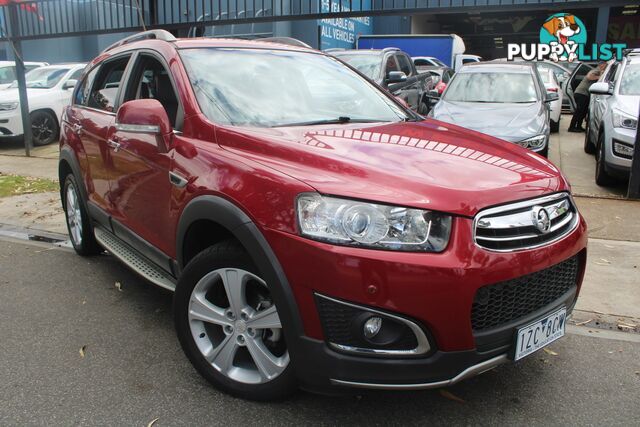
<box><xmin>589</xmin><ymin>82</ymin><xmax>612</xmax><ymax>95</ymax></box>
<box><xmin>63</xmin><ymin>79</ymin><xmax>77</xmax><ymax>90</ymax></box>
<box><xmin>386</xmin><ymin>71</ymin><xmax>407</xmax><ymax>84</ymax></box>
<box><xmin>545</xmin><ymin>91</ymin><xmax>559</xmax><ymax>102</ymax></box>
<box><xmin>116</xmin><ymin>99</ymin><xmax>172</xmax><ymax>147</ymax></box>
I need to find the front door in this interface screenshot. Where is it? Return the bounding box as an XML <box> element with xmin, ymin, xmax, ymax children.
<box><xmin>107</xmin><ymin>53</ymin><xmax>182</xmax><ymax>267</ymax></box>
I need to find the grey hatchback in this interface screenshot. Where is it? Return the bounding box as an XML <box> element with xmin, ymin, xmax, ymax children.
<box><xmin>429</xmin><ymin>62</ymin><xmax>558</xmax><ymax>157</ymax></box>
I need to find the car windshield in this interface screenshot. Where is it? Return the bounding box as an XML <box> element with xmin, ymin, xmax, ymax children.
<box><xmin>331</xmin><ymin>53</ymin><xmax>382</xmax><ymax>80</ymax></box>
<box><xmin>619</xmin><ymin>63</ymin><xmax>640</xmax><ymax>95</ymax></box>
<box><xmin>443</xmin><ymin>71</ymin><xmax>538</xmax><ymax>103</ymax></box>
<box><xmin>431</xmin><ymin>58</ymin><xmax>447</xmax><ymax>67</ymax></box>
<box><xmin>0</xmin><ymin>66</ymin><xmax>16</xmax><ymax>84</ymax></box>
<box><xmin>9</xmin><ymin>67</ymin><xmax>70</xmax><ymax>89</ymax></box>
<box><xmin>180</xmin><ymin>48</ymin><xmax>408</xmax><ymax>127</ymax></box>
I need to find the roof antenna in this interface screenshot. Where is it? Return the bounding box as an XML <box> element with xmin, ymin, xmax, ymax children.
<box><xmin>133</xmin><ymin>0</ymin><xmax>147</xmax><ymax>31</ymax></box>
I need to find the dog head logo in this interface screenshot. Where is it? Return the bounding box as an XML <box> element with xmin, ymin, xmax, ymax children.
<box><xmin>540</xmin><ymin>13</ymin><xmax>587</xmax><ymax>62</ymax></box>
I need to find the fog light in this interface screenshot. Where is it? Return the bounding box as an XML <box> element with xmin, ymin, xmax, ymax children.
<box><xmin>363</xmin><ymin>316</ymin><xmax>383</xmax><ymax>339</ymax></box>
<box><xmin>613</xmin><ymin>140</ymin><xmax>634</xmax><ymax>159</ymax></box>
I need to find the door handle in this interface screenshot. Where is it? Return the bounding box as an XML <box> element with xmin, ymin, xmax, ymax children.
<box><xmin>169</xmin><ymin>171</ymin><xmax>188</xmax><ymax>188</ymax></box>
<box><xmin>72</xmin><ymin>123</ymin><xmax>83</xmax><ymax>134</ymax></box>
<box><xmin>107</xmin><ymin>139</ymin><xmax>121</xmax><ymax>152</ymax></box>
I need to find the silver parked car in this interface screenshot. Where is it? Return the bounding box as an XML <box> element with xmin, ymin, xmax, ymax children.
<box><xmin>429</xmin><ymin>62</ymin><xmax>557</xmax><ymax>157</ymax></box>
<box><xmin>584</xmin><ymin>50</ymin><xmax>639</xmax><ymax>186</ymax></box>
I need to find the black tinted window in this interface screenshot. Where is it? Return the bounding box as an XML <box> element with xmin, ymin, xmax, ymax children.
<box><xmin>73</xmin><ymin>67</ymin><xmax>98</xmax><ymax>106</ymax></box>
<box><xmin>88</xmin><ymin>56</ymin><xmax>130</xmax><ymax>112</ymax></box>
<box><xmin>396</xmin><ymin>54</ymin><xmax>413</xmax><ymax>76</ymax></box>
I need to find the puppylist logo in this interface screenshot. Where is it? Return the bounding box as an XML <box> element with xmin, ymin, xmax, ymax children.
<box><xmin>508</xmin><ymin>13</ymin><xmax>627</xmax><ymax>63</ymax></box>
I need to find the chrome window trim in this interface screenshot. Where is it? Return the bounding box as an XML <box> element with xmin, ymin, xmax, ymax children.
<box><xmin>473</xmin><ymin>192</ymin><xmax>579</xmax><ymax>253</ymax></box>
<box><xmin>316</xmin><ymin>293</ymin><xmax>431</xmax><ymax>357</ymax></box>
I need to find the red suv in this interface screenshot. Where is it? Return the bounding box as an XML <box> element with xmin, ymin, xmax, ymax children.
<box><xmin>59</xmin><ymin>31</ymin><xmax>587</xmax><ymax>401</ymax></box>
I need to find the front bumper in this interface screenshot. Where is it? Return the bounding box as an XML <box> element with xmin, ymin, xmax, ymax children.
<box><xmin>0</xmin><ymin>110</ymin><xmax>24</xmax><ymax>137</ymax></box>
<box><xmin>604</xmin><ymin>126</ymin><xmax>635</xmax><ymax>177</ymax></box>
<box><xmin>263</xmin><ymin>213</ymin><xmax>588</xmax><ymax>391</ymax></box>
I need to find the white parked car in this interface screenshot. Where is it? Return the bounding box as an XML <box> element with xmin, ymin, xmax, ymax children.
<box><xmin>0</xmin><ymin>61</ymin><xmax>48</xmax><ymax>89</ymax></box>
<box><xmin>413</xmin><ymin>56</ymin><xmax>448</xmax><ymax>70</ymax></box>
<box><xmin>0</xmin><ymin>63</ymin><xmax>85</xmax><ymax>145</ymax></box>
<box><xmin>539</xmin><ymin>67</ymin><xmax>563</xmax><ymax>133</ymax></box>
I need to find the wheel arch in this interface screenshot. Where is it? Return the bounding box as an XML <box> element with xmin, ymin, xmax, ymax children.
<box><xmin>176</xmin><ymin>195</ymin><xmax>305</xmax><ymax>339</ymax></box>
<box><xmin>31</xmin><ymin>107</ymin><xmax>60</xmax><ymax>127</ymax></box>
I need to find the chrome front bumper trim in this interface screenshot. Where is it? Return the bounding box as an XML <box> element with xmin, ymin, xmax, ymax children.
<box><xmin>330</xmin><ymin>353</ymin><xmax>508</xmax><ymax>390</ymax></box>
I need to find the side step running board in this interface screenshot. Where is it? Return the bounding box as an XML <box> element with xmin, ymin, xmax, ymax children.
<box><xmin>94</xmin><ymin>227</ymin><xmax>176</xmax><ymax>292</ymax></box>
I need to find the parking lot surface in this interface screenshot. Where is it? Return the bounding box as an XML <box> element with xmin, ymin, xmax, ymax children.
<box><xmin>1</xmin><ymin>238</ymin><xmax>638</xmax><ymax>426</ymax></box>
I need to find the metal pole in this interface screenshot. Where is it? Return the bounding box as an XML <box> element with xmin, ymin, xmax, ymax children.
<box><xmin>8</xmin><ymin>3</ymin><xmax>32</xmax><ymax>157</ymax></box>
<box><xmin>626</xmin><ymin>101</ymin><xmax>640</xmax><ymax>199</ymax></box>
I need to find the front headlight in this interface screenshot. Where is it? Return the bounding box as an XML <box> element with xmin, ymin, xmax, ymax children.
<box><xmin>296</xmin><ymin>193</ymin><xmax>452</xmax><ymax>252</ymax></box>
<box><xmin>612</xmin><ymin>109</ymin><xmax>637</xmax><ymax>130</ymax></box>
<box><xmin>518</xmin><ymin>134</ymin><xmax>546</xmax><ymax>150</ymax></box>
<box><xmin>0</xmin><ymin>102</ymin><xmax>18</xmax><ymax>111</ymax></box>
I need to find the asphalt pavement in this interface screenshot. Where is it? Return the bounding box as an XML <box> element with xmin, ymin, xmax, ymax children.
<box><xmin>1</xmin><ymin>237</ymin><xmax>639</xmax><ymax>426</ymax></box>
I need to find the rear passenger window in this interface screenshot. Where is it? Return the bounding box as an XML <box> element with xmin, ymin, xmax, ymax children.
<box><xmin>73</xmin><ymin>67</ymin><xmax>98</xmax><ymax>106</ymax></box>
<box><xmin>88</xmin><ymin>56</ymin><xmax>130</xmax><ymax>112</ymax></box>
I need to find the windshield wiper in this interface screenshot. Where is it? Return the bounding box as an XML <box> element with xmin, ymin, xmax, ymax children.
<box><xmin>273</xmin><ymin>117</ymin><xmax>388</xmax><ymax>127</ymax></box>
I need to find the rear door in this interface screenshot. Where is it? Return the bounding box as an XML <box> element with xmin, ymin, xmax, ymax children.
<box><xmin>106</xmin><ymin>52</ymin><xmax>183</xmax><ymax>266</ymax></box>
<box><xmin>564</xmin><ymin>62</ymin><xmax>594</xmax><ymax>111</ymax></box>
<box><xmin>77</xmin><ymin>55</ymin><xmax>132</xmax><ymax>221</ymax></box>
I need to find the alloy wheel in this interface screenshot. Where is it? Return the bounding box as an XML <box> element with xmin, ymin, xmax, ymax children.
<box><xmin>65</xmin><ymin>183</ymin><xmax>83</xmax><ymax>246</ymax></box>
<box><xmin>187</xmin><ymin>268</ymin><xmax>289</xmax><ymax>384</ymax></box>
<box><xmin>32</xmin><ymin>115</ymin><xmax>55</xmax><ymax>144</ymax></box>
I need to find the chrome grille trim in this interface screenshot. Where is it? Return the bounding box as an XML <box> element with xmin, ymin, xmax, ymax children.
<box><xmin>473</xmin><ymin>193</ymin><xmax>579</xmax><ymax>252</ymax></box>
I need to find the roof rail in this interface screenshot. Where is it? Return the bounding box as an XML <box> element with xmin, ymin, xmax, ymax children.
<box><xmin>103</xmin><ymin>30</ymin><xmax>177</xmax><ymax>53</ymax></box>
<box><xmin>623</xmin><ymin>47</ymin><xmax>640</xmax><ymax>57</ymax></box>
<box><xmin>258</xmin><ymin>37</ymin><xmax>312</xmax><ymax>48</ymax></box>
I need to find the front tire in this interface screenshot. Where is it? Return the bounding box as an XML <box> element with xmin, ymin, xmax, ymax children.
<box><xmin>30</xmin><ymin>110</ymin><xmax>58</xmax><ymax>146</ymax></box>
<box><xmin>550</xmin><ymin>118</ymin><xmax>559</xmax><ymax>133</ymax></box>
<box><xmin>63</xmin><ymin>174</ymin><xmax>102</xmax><ymax>255</ymax></box>
<box><xmin>583</xmin><ymin>120</ymin><xmax>596</xmax><ymax>154</ymax></box>
<box><xmin>174</xmin><ymin>241</ymin><xmax>296</xmax><ymax>401</ymax></box>
<box><xmin>595</xmin><ymin>132</ymin><xmax>614</xmax><ymax>187</ymax></box>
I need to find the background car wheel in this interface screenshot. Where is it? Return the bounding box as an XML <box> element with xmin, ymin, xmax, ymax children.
<box><xmin>174</xmin><ymin>241</ymin><xmax>297</xmax><ymax>401</ymax></box>
<box><xmin>583</xmin><ymin>121</ymin><xmax>596</xmax><ymax>154</ymax></box>
<box><xmin>539</xmin><ymin>144</ymin><xmax>549</xmax><ymax>158</ymax></box>
<box><xmin>63</xmin><ymin>174</ymin><xmax>102</xmax><ymax>255</ymax></box>
<box><xmin>595</xmin><ymin>132</ymin><xmax>614</xmax><ymax>187</ymax></box>
<box><xmin>30</xmin><ymin>110</ymin><xmax>59</xmax><ymax>146</ymax></box>
<box><xmin>550</xmin><ymin>119</ymin><xmax>559</xmax><ymax>133</ymax></box>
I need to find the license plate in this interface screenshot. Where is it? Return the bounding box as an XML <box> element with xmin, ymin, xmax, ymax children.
<box><xmin>514</xmin><ymin>307</ymin><xmax>566</xmax><ymax>361</ymax></box>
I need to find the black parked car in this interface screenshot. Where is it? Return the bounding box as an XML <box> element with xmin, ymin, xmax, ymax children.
<box><xmin>331</xmin><ymin>48</ymin><xmax>434</xmax><ymax>114</ymax></box>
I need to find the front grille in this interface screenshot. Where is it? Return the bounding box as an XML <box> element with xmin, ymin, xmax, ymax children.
<box><xmin>474</xmin><ymin>193</ymin><xmax>578</xmax><ymax>252</ymax></box>
<box><xmin>471</xmin><ymin>256</ymin><xmax>579</xmax><ymax>331</ymax></box>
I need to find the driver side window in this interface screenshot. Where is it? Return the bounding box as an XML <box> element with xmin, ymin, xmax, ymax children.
<box><xmin>124</xmin><ymin>54</ymin><xmax>181</xmax><ymax>130</ymax></box>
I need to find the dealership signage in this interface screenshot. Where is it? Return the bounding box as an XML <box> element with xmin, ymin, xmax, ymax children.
<box><xmin>319</xmin><ymin>0</ymin><xmax>372</xmax><ymax>50</ymax></box>
<box><xmin>508</xmin><ymin>13</ymin><xmax>627</xmax><ymax>63</ymax></box>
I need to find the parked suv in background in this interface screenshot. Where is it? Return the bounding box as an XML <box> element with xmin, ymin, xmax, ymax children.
<box><xmin>330</xmin><ymin>48</ymin><xmax>433</xmax><ymax>114</ymax></box>
<box><xmin>584</xmin><ymin>50</ymin><xmax>639</xmax><ymax>186</ymax></box>
<box><xmin>0</xmin><ymin>63</ymin><xmax>85</xmax><ymax>145</ymax></box>
<box><xmin>60</xmin><ymin>31</ymin><xmax>587</xmax><ymax>401</ymax></box>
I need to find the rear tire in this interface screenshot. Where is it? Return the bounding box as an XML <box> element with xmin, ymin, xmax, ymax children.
<box><xmin>30</xmin><ymin>110</ymin><xmax>58</xmax><ymax>146</ymax></box>
<box><xmin>174</xmin><ymin>241</ymin><xmax>297</xmax><ymax>401</ymax></box>
<box><xmin>62</xmin><ymin>174</ymin><xmax>102</xmax><ymax>256</ymax></box>
<box><xmin>595</xmin><ymin>132</ymin><xmax>614</xmax><ymax>187</ymax></box>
